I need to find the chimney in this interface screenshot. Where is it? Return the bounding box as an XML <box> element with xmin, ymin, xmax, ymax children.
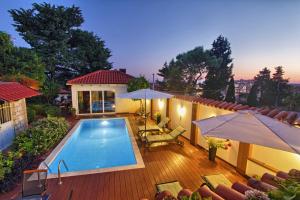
<box><xmin>119</xmin><ymin>68</ymin><xmax>126</xmax><ymax>74</ymax></box>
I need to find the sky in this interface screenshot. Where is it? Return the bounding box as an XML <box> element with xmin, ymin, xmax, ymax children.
<box><xmin>1</xmin><ymin>0</ymin><xmax>300</xmax><ymax>83</ymax></box>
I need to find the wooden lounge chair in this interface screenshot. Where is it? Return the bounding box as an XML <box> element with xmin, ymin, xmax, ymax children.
<box><xmin>138</xmin><ymin>117</ymin><xmax>170</xmax><ymax>137</ymax></box>
<box><xmin>145</xmin><ymin>126</ymin><xmax>186</xmax><ymax>147</ymax></box>
<box><xmin>21</xmin><ymin>169</ymin><xmax>50</xmax><ymax>200</ymax></box>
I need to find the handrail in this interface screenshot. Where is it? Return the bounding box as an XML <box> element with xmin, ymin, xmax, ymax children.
<box><xmin>41</xmin><ymin>161</ymin><xmax>52</xmax><ymax>173</ymax></box>
<box><xmin>58</xmin><ymin>160</ymin><xmax>69</xmax><ymax>185</ymax></box>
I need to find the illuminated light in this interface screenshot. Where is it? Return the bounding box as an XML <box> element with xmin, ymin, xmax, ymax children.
<box><xmin>158</xmin><ymin>99</ymin><xmax>164</xmax><ymax>110</ymax></box>
<box><xmin>101</xmin><ymin>120</ymin><xmax>109</xmax><ymax>126</ymax></box>
<box><xmin>112</xmin><ymin>104</ymin><xmax>116</xmax><ymax>108</ymax></box>
<box><xmin>177</xmin><ymin>104</ymin><xmax>186</xmax><ymax>118</ymax></box>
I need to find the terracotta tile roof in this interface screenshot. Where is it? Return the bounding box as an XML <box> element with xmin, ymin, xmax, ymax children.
<box><xmin>67</xmin><ymin>70</ymin><xmax>134</xmax><ymax>85</ymax></box>
<box><xmin>0</xmin><ymin>82</ymin><xmax>40</xmax><ymax>102</ymax></box>
<box><xmin>174</xmin><ymin>94</ymin><xmax>300</xmax><ymax>126</ymax></box>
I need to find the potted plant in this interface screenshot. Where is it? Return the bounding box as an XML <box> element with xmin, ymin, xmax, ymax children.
<box><xmin>206</xmin><ymin>138</ymin><xmax>231</xmax><ymax>162</ymax></box>
<box><xmin>155</xmin><ymin>112</ymin><xmax>162</xmax><ymax>124</ymax></box>
<box><xmin>268</xmin><ymin>179</ymin><xmax>300</xmax><ymax>200</ymax></box>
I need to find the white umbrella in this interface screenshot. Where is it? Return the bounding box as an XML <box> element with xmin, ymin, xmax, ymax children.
<box><xmin>118</xmin><ymin>88</ymin><xmax>173</xmax><ymax>131</ymax></box>
<box><xmin>193</xmin><ymin>110</ymin><xmax>300</xmax><ymax>154</ymax></box>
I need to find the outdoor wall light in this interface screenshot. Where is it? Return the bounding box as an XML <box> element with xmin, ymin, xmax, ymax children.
<box><xmin>158</xmin><ymin>99</ymin><xmax>164</xmax><ymax>110</ymax></box>
<box><xmin>177</xmin><ymin>104</ymin><xmax>186</xmax><ymax>118</ymax></box>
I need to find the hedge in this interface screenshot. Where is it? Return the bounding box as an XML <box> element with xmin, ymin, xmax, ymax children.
<box><xmin>0</xmin><ymin>117</ymin><xmax>68</xmax><ymax>193</ymax></box>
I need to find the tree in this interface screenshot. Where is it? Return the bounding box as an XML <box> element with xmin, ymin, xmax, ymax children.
<box><xmin>225</xmin><ymin>76</ymin><xmax>235</xmax><ymax>103</ymax></box>
<box><xmin>202</xmin><ymin>35</ymin><xmax>233</xmax><ymax>100</ymax></box>
<box><xmin>247</xmin><ymin>83</ymin><xmax>259</xmax><ymax>106</ymax></box>
<box><xmin>158</xmin><ymin>47</ymin><xmax>217</xmax><ymax>95</ymax></box>
<box><xmin>157</xmin><ymin>60</ymin><xmax>186</xmax><ymax>92</ymax></box>
<box><xmin>0</xmin><ymin>31</ymin><xmax>45</xmax><ymax>83</ymax></box>
<box><xmin>127</xmin><ymin>76</ymin><xmax>150</xmax><ymax>92</ymax></box>
<box><xmin>9</xmin><ymin>3</ymin><xmax>84</xmax><ymax>81</ymax></box>
<box><xmin>284</xmin><ymin>93</ymin><xmax>300</xmax><ymax>111</ymax></box>
<box><xmin>272</xmin><ymin>66</ymin><xmax>289</xmax><ymax>106</ymax></box>
<box><xmin>41</xmin><ymin>80</ymin><xmax>60</xmax><ymax>104</ymax></box>
<box><xmin>67</xmin><ymin>29</ymin><xmax>112</xmax><ymax>80</ymax></box>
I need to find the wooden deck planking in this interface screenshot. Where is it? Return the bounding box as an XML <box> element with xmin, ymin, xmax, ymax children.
<box><xmin>1</xmin><ymin>115</ymin><xmax>246</xmax><ymax>200</ymax></box>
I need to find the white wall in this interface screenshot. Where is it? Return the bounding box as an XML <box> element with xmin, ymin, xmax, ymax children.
<box><xmin>70</xmin><ymin>84</ymin><xmax>140</xmax><ymax>114</ymax></box>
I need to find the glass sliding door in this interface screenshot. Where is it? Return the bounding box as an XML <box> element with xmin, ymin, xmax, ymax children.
<box><xmin>91</xmin><ymin>91</ymin><xmax>103</xmax><ymax>113</ymax></box>
<box><xmin>104</xmin><ymin>91</ymin><xmax>115</xmax><ymax>112</ymax></box>
<box><xmin>78</xmin><ymin>91</ymin><xmax>90</xmax><ymax>114</ymax></box>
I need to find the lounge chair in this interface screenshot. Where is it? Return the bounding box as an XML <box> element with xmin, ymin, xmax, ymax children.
<box><xmin>146</xmin><ymin>126</ymin><xmax>186</xmax><ymax>147</ymax></box>
<box><xmin>138</xmin><ymin>117</ymin><xmax>170</xmax><ymax>136</ymax></box>
<box><xmin>202</xmin><ymin>174</ymin><xmax>232</xmax><ymax>190</ymax></box>
<box><xmin>21</xmin><ymin>169</ymin><xmax>50</xmax><ymax>200</ymax></box>
<box><xmin>156</xmin><ymin>181</ymin><xmax>183</xmax><ymax>200</ymax></box>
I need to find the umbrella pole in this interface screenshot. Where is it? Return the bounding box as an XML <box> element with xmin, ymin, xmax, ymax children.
<box><xmin>144</xmin><ymin>96</ymin><xmax>146</xmax><ymax>133</ymax></box>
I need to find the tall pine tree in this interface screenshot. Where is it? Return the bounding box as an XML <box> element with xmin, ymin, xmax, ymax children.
<box><xmin>272</xmin><ymin>66</ymin><xmax>289</xmax><ymax>106</ymax></box>
<box><xmin>225</xmin><ymin>76</ymin><xmax>235</xmax><ymax>103</ymax></box>
<box><xmin>202</xmin><ymin>35</ymin><xmax>233</xmax><ymax>100</ymax></box>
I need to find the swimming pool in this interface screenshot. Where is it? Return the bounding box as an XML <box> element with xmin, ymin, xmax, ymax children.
<box><xmin>42</xmin><ymin>118</ymin><xmax>144</xmax><ymax>177</ymax></box>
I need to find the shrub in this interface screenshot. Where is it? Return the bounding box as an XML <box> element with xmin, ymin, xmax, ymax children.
<box><xmin>29</xmin><ymin>104</ymin><xmax>45</xmax><ymax>116</ymax></box>
<box><xmin>27</xmin><ymin>106</ymin><xmax>36</xmax><ymax>123</ymax></box>
<box><xmin>45</xmin><ymin>105</ymin><xmax>61</xmax><ymax>117</ymax></box>
<box><xmin>0</xmin><ymin>117</ymin><xmax>68</xmax><ymax>192</ymax></box>
<box><xmin>268</xmin><ymin>179</ymin><xmax>300</xmax><ymax>200</ymax></box>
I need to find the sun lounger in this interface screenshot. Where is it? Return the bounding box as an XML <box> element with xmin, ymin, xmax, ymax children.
<box><xmin>138</xmin><ymin>117</ymin><xmax>170</xmax><ymax>134</ymax></box>
<box><xmin>156</xmin><ymin>181</ymin><xmax>183</xmax><ymax>199</ymax></box>
<box><xmin>146</xmin><ymin>126</ymin><xmax>186</xmax><ymax>147</ymax></box>
<box><xmin>202</xmin><ymin>174</ymin><xmax>232</xmax><ymax>190</ymax></box>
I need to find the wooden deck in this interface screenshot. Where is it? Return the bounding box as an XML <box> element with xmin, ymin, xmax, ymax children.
<box><xmin>2</xmin><ymin>115</ymin><xmax>246</xmax><ymax>200</ymax></box>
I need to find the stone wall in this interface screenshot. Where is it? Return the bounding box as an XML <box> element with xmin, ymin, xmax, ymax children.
<box><xmin>10</xmin><ymin>98</ymin><xmax>28</xmax><ymax>134</ymax></box>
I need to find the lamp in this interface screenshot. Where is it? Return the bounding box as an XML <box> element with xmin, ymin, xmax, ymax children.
<box><xmin>177</xmin><ymin>104</ymin><xmax>186</xmax><ymax>119</ymax></box>
<box><xmin>158</xmin><ymin>99</ymin><xmax>164</xmax><ymax>110</ymax></box>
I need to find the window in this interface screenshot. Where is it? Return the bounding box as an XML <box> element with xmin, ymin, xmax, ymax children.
<box><xmin>77</xmin><ymin>90</ymin><xmax>115</xmax><ymax>114</ymax></box>
<box><xmin>104</xmin><ymin>91</ymin><xmax>115</xmax><ymax>112</ymax></box>
<box><xmin>78</xmin><ymin>91</ymin><xmax>90</xmax><ymax>114</ymax></box>
<box><xmin>0</xmin><ymin>101</ymin><xmax>11</xmax><ymax>124</ymax></box>
<box><xmin>91</xmin><ymin>91</ymin><xmax>103</xmax><ymax>113</ymax></box>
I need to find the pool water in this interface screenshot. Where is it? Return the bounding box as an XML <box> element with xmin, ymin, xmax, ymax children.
<box><xmin>48</xmin><ymin>118</ymin><xmax>137</xmax><ymax>174</ymax></box>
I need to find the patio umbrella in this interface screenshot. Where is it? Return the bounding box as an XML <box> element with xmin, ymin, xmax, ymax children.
<box><xmin>193</xmin><ymin>110</ymin><xmax>300</xmax><ymax>154</ymax></box>
<box><xmin>118</xmin><ymin>88</ymin><xmax>173</xmax><ymax>131</ymax></box>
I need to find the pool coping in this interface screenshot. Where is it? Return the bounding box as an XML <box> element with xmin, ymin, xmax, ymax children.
<box><xmin>39</xmin><ymin>117</ymin><xmax>145</xmax><ymax>178</ymax></box>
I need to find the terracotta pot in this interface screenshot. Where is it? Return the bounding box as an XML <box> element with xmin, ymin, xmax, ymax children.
<box><xmin>209</xmin><ymin>147</ymin><xmax>217</xmax><ymax>161</ymax></box>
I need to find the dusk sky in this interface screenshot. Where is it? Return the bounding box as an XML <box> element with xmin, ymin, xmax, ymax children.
<box><xmin>1</xmin><ymin>0</ymin><xmax>300</xmax><ymax>83</ymax></box>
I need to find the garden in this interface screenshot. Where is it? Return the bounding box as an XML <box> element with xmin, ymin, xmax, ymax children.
<box><xmin>0</xmin><ymin>115</ymin><xmax>68</xmax><ymax>192</ymax></box>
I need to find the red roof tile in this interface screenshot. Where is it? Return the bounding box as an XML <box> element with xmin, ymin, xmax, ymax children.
<box><xmin>0</xmin><ymin>82</ymin><xmax>40</xmax><ymax>102</ymax></box>
<box><xmin>67</xmin><ymin>70</ymin><xmax>134</xmax><ymax>85</ymax></box>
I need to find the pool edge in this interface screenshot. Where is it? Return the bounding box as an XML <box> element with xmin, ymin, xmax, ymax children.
<box><xmin>39</xmin><ymin>117</ymin><xmax>145</xmax><ymax>178</ymax></box>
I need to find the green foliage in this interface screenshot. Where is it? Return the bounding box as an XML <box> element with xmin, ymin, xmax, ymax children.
<box><xmin>41</xmin><ymin>80</ymin><xmax>60</xmax><ymax>104</ymax></box>
<box><xmin>0</xmin><ymin>152</ymin><xmax>15</xmax><ymax>181</ymax></box>
<box><xmin>203</xmin><ymin>35</ymin><xmax>233</xmax><ymax>100</ymax></box>
<box><xmin>45</xmin><ymin>106</ymin><xmax>61</xmax><ymax>117</ymax></box>
<box><xmin>247</xmin><ymin>83</ymin><xmax>259</xmax><ymax>107</ymax></box>
<box><xmin>10</xmin><ymin>3</ymin><xmax>83</xmax><ymax>81</ymax></box>
<box><xmin>27</xmin><ymin>106</ymin><xmax>36</xmax><ymax>123</ymax></box>
<box><xmin>127</xmin><ymin>76</ymin><xmax>150</xmax><ymax>92</ymax></box>
<box><xmin>10</xmin><ymin>3</ymin><xmax>111</xmax><ymax>84</ymax></box>
<box><xmin>15</xmin><ymin>117</ymin><xmax>68</xmax><ymax>156</ymax></box>
<box><xmin>67</xmin><ymin>29</ymin><xmax>112</xmax><ymax>79</ymax></box>
<box><xmin>225</xmin><ymin>76</ymin><xmax>235</xmax><ymax>103</ymax></box>
<box><xmin>206</xmin><ymin>138</ymin><xmax>231</xmax><ymax>150</ymax></box>
<box><xmin>284</xmin><ymin>93</ymin><xmax>300</xmax><ymax>111</ymax></box>
<box><xmin>0</xmin><ymin>31</ymin><xmax>45</xmax><ymax>83</ymax></box>
<box><xmin>158</xmin><ymin>47</ymin><xmax>218</xmax><ymax>95</ymax></box>
<box><xmin>247</xmin><ymin>66</ymin><xmax>290</xmax><ymax>107</ymax></box>
<box><xmin>268</xmin><ymin>179</ymin><xmax>300</xmax><ymax>200</ymax></box>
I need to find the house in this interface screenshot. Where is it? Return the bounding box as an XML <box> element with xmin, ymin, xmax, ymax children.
<box><xmin>67</xmin><ymin>69</ymin><xmax>140</xmax><ymax>115</ymax></box>
<box><xmin>0</xmin><ymin>82</ymin><xmax>40</xmax><ymax>150</ymax></box>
